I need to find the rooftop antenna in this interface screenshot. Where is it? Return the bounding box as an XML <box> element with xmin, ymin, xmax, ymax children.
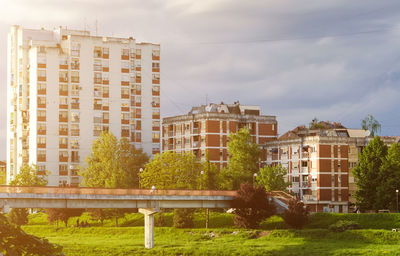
<box><xmin>95</xmin><ymin>19</ymin><xmax>98</xmax><ymax>36</ymax></box>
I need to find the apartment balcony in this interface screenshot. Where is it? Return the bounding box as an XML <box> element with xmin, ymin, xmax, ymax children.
<box><xmin>301</xmin><ymin>167</ymin><xmax>309</xmax><ymax>173</ymax></box>
<box><xmin>59</xmin><ymin>156</ymin><xmax>68</xmax><ymax>162</ymax></box>
<box><xmin>152</xmin><ymin>55</ymin><xmax>160</xmax><ymax>61</ymax></box>
<box><xmin>38</xmin><ymin>89</ymin><xmax>46</xmax><ymax>95</ymax></box>
<box><xmin>152</xmin><ymin>138</ymin><xmax>160</xmax><ymax>143</ymax></box>
<box><xmin>38</xmin><ymin>76</ymin><xmax>46</xmax><ymax>82</ymax></box>
<box><xmin>38</xmin><ymin>63</ymin><xmax>46</xmax><ymax>69</ymax></box>
<box><xmin>152</xmin><ymin>90</ymin><xmax>160</xmax><ymax>96</ymax></box>
<box><xmin>301</xmin><ymin>152</ymin><xmax>309</xmax><ymax>158</ymax></box>
<box><xmin>71</xmin><ymin>77</ymin><xmax>79</xmax><ymax>83</ymax></box>
<box><xmin>59</xmin><ymin>129</ymin><xmax>68</xmax><ymax>136</ymax></box>
<box><xmin>152</xmin><ymin>79</ymin><xmax>160</xmax><ymax>85</ymax></box>
<box><xmin>135</xmin><ymin>90</ymin><xmax>142</xmax><ymax>95</ymax></box>
<box><xmin>121</xmin><ymin>54</ymin><xmax>129</xmax><ymax>60</ymax></box>
<box><xmin>103</xmin><ymin>67</ymin><xmax>109</xmax><ymax>72</ymax></box>
<box><xmin>93</xmin><ymin>130</ymin><xmax>102</xmax><ymax>137</ymax></box>
<box><xmin>121</xmin><ymin>68</ymin><xmax>129</xmax><ymax>73</ymax></box>
<box><xmin>121</xmin><ymin>107</ymin><xmax>130</xmax><ymax>112</ymax></box>
<box><xmin>193</xmin><ymin>141</ymin><xmax>199</xmax><ymax>148</ymax></box>
<box><xmin>71</xmin><ymin>103</ymin><xmax>80</xmax><ymax>109</ymax></box>
<box><xmin>136</xmin><ymin>54</ymin><xmax>141</xmax><ymax>59</ymax></box>
<box><xmin>37</xmin><ymin>143</ymin><xmax>46</xmax><ymax>149</ymax></box>
<box><xmin>37</xmin><ymin>116</ymin><xmax>46</xmax><ymax>122</ymax></box>
<box><xmin>102</xmin><ymin>106</ymin><xmax>109</xmax><ymax>111</ymax></box>
<box><xmin>94</xmin><ymin>78</ymin><xmax>102</xmax><ymax>84</ymax></box>
<box><xmin>59</xmin><ymin>116</ymin><xmax>68</xmax><ymax>122</ymax></box>
<box><xmin>71</xmin><ymin>156</ymin><xmax>80</xmax><ymax>163</ymax></box>
<box><xmin>59</xmin><ymin>143</ymin><xmax>68</xmax><ymax>149</ymax></box>
<box><xmin>37</xmin><ymin>156</ymin><xmax>46</xmax><ymax>162</ymax></box>
<box><xmin>135</xmin><ymin>67</ymin><xmax>141</xmax><ymax>71</ymax></box>
<box><xmin>192</xmin><ymin>128</ymin><xmax>199</xmax><ymax>134</ymax></box>
<box><xmin>136</xmin><ymin>78</ymin><xmax>141</xmax><ymax>83</ymax></box>
<box><xmin>168</xmin><ymin>131</ymin><xmax>174</xmax><ymax>137</ymax></box>
<box><xmin>102</xmin><ymin>119</ymin><xmax>109</xmax><ymax>124</ymax></box>
<box><xmin>121</xmin><ymin>119</ymin><xmax>129</xmax><ymax>125</ymax></box>
<box><xmin>121</xmin><ymin>81</ymin><xmax>130</xmax><ymax>86</ymax></box>
<box><xmin>71</xmin><ymin>129</ymin><xmax>79</xmax><ymax>136</ymax></box>
<box><xmin>71</xmin><ymin>64</ymin><xmax>80</xmax><ymax>70</ymax></box>
<box><xmin>103</xmin><ymin>92</ymin><xmax>109</xmax><ymax>98</ymax></box>
<box><xmin>59</xmin><ymin>90</ymin><xmax>68</xmax><ymax>96</ymax></box>
<box><xmin>103</xmin><ymin>53</ymin><xmax>109</xmax><ymax>59</ymax></box>
<box><xmin>59</xmin><ymin>64</ymin><xmax>68</xmax><ymax>70</ymax></box>
<box><xmin>38</xmin><ymin>129</ymin><xmax>46</xmax><ymax>135</ymax></box>
<box><xmin>152</xmin><ymin>68</ymin><xmax>160</xmax><ymax>72</ymax></box>
<box><xmin>94</xmin><ymin>104</ymin><xmax>102</xmax><ymax>110</ymax></box>
<box><xmin>121</xmin><ymin>94</ymin><xmax>129</xmax><ymax>99</ymax></box>
<box><xmin>59</xmin><ymin>170</ymin><xmax>68</xmax><ymax>176</ymax></box>
<box><xmin>152</xmin><ymin>114</ymin><xmax>160</xmax><ymax>119</ymax></box>
<box><xmin>59</xmin><ymin>77</ymin><xmax>68</xmax><ymax>83</ymax></box>
<box><xmin>59</xmin><ymin>104</ymin><xmax>68</xmax><ymax>109</ymax></box>
<box><xmin>121</xmin><ymin>130</ymin><xmax>130</xmax><ymax>137</ymax></box>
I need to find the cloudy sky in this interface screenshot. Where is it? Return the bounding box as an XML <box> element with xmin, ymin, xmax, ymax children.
<box><xmin>1</xmin><ymin>0</ymin><xmax>400</xmax><ymax>159</ymax></box>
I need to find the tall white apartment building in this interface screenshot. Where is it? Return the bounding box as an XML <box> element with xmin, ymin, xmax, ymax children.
<box><xmin>7</xmin><ymin>26</ymin><xmax>161</xmax><ymax>186</ymax></box>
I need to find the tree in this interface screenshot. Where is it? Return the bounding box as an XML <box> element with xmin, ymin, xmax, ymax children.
<box><xmin>361</xmin><ymin>114</ymin><xmax>381</xmax><ymax>137</ymax></box>
<box><xmin>46</xmin><ymin>208</ymin><xmax>84</xmax><ymax>228</ymax></box>
<box><xmin>8</xmin><ymin>208</ymin><xmax>29</xmax><ymax>226</ymax></box>
<box><xmin>140</xmin><ymin>151</ymin><xmax>202</xmax><ymax>228</ymax></box>
<box><xmin>0</xmin><ymin>214</ymin><xmax>63</xmax><ymax>256</ymax></box>
<box><xmin>80</xmin><ymin>132</ymin><xmax>148</xmax><ymax>226</ymax></box>
<box><xmin>9</xmin><ymin>164</ymin><xmax>47</xmax><ymax>186</ymax></box>
<box><xmin>8</xmin><ymin>165</ymin><xmax>47</xmax><ymax>227</ymax></box>
<box><xmin>140</xmin><ymin>151</ymin><xmax>201</xmax><ymax>189</ymax></box>
<box><xmin>257</xmin><ymin>164</ymin><xmax>288</xmax><ymax>192</ymax></box>
<box><xmin>308</xmin><ymin>117</ymin><xmax>326</xmax><ymax>129</ymax></box>
<box><xmin>353</xmin><ymin>136</ymin><xmax>388</xmax><ymax>211</ymax></box>
<box><xmin>225</xmin><ymin>127</ymin><xmax>261</xmax><ymax>189</ymax></box>
<box><xmin>375</xmin><ymin>143</ymin><xmax>400</xmax><ymax>210</ymax></box>
<box><xmin>283</xmin><ymin>199</ymin><xmax>309</xmax><ymax>229</ymax></box>
<box><xmin>232</xmin><ymin>182</ymin><xmax>275</xmax><ymax>229</ymax></box>
<box><xmin>81</xmin><ymin>132</ymin><xmax>148</xmax><ymax>188</ymax></box>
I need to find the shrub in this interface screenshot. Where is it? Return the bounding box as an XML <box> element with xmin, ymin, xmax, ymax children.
<box><xmin>329</xmin><ymin>220</ymin><xmax>360</xmax><ymax>232</ymax></box>
<box><xmin>232</xmin><ymin>182</ymin><xmax>276</xmax><ymax>229</ymax></box>
<box><xmin>8</xmin><ymin>208</ymin><xmax>29</xmax><ymax>226</ymax></box>
<box><xmin>155</xmin><ymin>212</ymin><xmax>166</xmax><ymax>227</ymax></box>
<box><xmin>173</xmin><ymin>209</ymin><xmax>195</xmax><ymax>228</ymax></box>
<box><xmin>283</xmin><ymin>199</ymin><xmax>309</xmax><ymax>229</ymax></box>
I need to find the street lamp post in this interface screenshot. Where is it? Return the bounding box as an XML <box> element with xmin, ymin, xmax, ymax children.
<box><xmin>200</xmin><ymin>170</ymin><xmax>204</xmax><ymax>190</ymax></box>
<box><xmin>139</xmin><ymin>168</ymin><xmax>143</xmax><ymax>189</ymax></box>
<box><xmin>396</xmin><ymin>189</ymin><xmax>399</xmax><ymax>213</ymax></box>
<box><xmin>253</xmin><ymin>173</ymin><xmax>258</xmax><ymax>186</ymax></box>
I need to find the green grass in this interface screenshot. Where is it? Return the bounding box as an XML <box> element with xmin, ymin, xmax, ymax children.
<box><xmin>22</xmin><ymin>212</ymin><xmax>400</xmax><ymax>255</ymax></box>
<box><xmin>22</xmin><ymin>225</ymin><xmax>400</xmax><ymax>256</ymax></box>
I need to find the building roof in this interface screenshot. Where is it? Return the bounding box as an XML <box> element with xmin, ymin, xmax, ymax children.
<box><xmin>188</xmin><ymin>101</ymin><xmax>261</xmax><ymax>116</ymax></box>
<box><xmin>0</xmin><ymin>161</ymin><xmax>6</xmax><ymax>166</ymax></box>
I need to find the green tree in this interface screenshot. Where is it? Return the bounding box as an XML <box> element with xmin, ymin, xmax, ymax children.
<box><xmin>225</xmin><ymin>127</ymin><xmax>261</xmax><ymax>189</ymax></box>
<box><xmin>140</xmin><ymin>151</ymin><xmax>202</xmax><ymax>228</ymax></box>
<box><xmin>309</xmin><ymin>117</ymin><xmax>326</xmax><ymax>129</ymax></box>
<box><xmin>8</xmin><ymin>165</ymin><xmax>47</xmax><ymax>227</ymax></box>
<box><xmin>0</xmin><ymin>214</ymin><xmax>63</xmax><ymax>256</ymax></box>
<box><xmin>257</xmin><ymin>164</ymin><xmax>288</xmax><ymax>192</ymax></box>
<box><xmin>376</xmin><ymin>143</ymin><xmax>400</xmax><ymax>210</ymax></box>
<box><xmin>80</xmin><ymin>132</ymin><xmax>148</xmax><ymax>226</ymax></box>
<box><xmin>353</xmin><ymin>136</ymin><xmax>388</xmax><ymax>211</ymax></box>
<box><xmin>140</xmin><ymin>151</ymin><xmax>201</xmax><ymax>189</ymax></box>
<box><xmin>361</xmin><ymin>114</ymin><xmax>381</xmax><ymax>137</ymax></box>
<box><xmin>46</xmin><ymin>208</ymin><xmax>84</xmax><ymax>228</ymax></box>
<box><xmin>9</xmin><ymin>164</ymin><xmax>47</xmax><ymax>186</ymax></box>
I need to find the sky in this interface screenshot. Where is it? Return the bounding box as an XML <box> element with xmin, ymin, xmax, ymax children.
<box><xmin>1</xmin><ymin>0</ymin><xmax>400</xmax><ymax>160</ymax></box>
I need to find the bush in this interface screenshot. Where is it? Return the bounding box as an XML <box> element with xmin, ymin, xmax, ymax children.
<box><xmin>155</xmin><ymin>212</ymin><xmax>166</xmax><ymax>227</ymax></box>
<box><xmin>9</xmin><ymin>208</ymin><xmax>29</xmax><ymax>226</ymax></box>
<box><xmin>232</xmin><ymin>182</ymin><xmax>276</xmax><ymax>229</ymax></box>
<box><xmin>283</xmin><ymin>199</ymin><xmax>309</xmax><ymax>229</ymax></box>
<box><xmin>329</xmin><ymin>220</ymin><xmax>360</xmax><ymax>232</ymax></box>
<box><xmin>173</xmin><ymin>209</ymin><xmax>195</xmax><ymax>228</ymax></box>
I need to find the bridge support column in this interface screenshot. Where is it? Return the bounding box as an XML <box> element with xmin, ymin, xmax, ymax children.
<box><xmin>139</xmin><ymin>208</ymin><xmax>159</xmax><ymax>249</ymax></box>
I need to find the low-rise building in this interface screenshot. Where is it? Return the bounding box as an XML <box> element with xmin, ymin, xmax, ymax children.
<box><xmin>162</xmin><ymin>102</ymin><xmax>277</xmax><ymax>169</ymax></box>
<box><xmin>264</xmin><ymin>122</ymin><xmax>399</xmax><ymax>213</ymax></box>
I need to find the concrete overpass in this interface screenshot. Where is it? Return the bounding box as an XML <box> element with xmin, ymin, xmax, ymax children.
<box><xmin>0</xmin><ymin>186</ymin><xmax>236</xmax><ymax>248</ymax></box>
<box><xmin>0</xmin><ymin>186</ymin><xmax>292</xmax><ymax>249</ymax></box>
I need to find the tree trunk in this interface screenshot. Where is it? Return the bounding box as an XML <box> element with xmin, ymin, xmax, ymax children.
<box><xmin>115</xmin><ymin>216</ymin><xmax>118</xmax><ymax>227</ymax></box>
<box><xmin>206</xmin><ymin>208</ymin><xmax>209</xmax><ymax>229</ymax></box>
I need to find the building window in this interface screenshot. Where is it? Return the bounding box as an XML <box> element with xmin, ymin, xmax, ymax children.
<box><xmin>152</xmin><ymin>133</ymin><xmax>160</xmax><ymax>139</ymax></box>
<box><xmin>94</xmin><ymin>59</ymin><xmax>102</xmax><ymax>71</ymax></box>
<box><xmin>71</xmin><ymin>58</ymin><xmax>79</xmax><ymax>69</ymax></box>
<box><xmin>152</xmin><ymin>121</ymin><xmax>160</xmax><ymax>127</ymax></box>
<box><xmin>71</xmin><ymin>44</ymin><xmax>80</xmax><ymax>57</ymax></box>
<box><xmin>71</xmin><ymin>111</ymin><xmax>80</xmax><ymax>122</ymax></box>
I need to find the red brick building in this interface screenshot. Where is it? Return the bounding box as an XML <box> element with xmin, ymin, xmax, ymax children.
<box><xmin>162</xmin><ymin>102</ymin><xmax>277</xmax><ymax>169</ymax></box>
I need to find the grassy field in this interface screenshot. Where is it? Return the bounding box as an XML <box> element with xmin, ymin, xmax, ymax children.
<box><xmin>22</xmin><ymin>225</ymin><xmax>400</xmax><ymax>256</ymax></box>
<box><xmin>20</xmin><ymin>212</ymin><xmax>400</xmax><ymax>256</ymax></box>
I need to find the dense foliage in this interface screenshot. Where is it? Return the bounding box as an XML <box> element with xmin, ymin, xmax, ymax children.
<box><xmin>257</xmin><ymin>164</ymin><xmax>287</xmax><ymax>191</ymax></box>
<box><xmin>232</xmin><ymin>182</ymin><xmax>275</xmax><ymax>228</ymax></box>
<box><xmin>361</xmin><ymin>114</ymin><xmax>381</xmax><ymax>137</ymax></box>
<box><xmin>0</xmin><ymin>214</ymin><xmax>63</xmax><ymax>256</ymax></box>
<box><xmin>223</xmin><ymin>127</ymin><xmax>261</xmax><ymax>189</ymax></box>
<box><xmin>8</xmin><ymin>208</ymin><xmax>29</xmax><ymax>226</ymax></box>
<box><xmin>46</xmin><ymin>208</ymin><xmax>84</xmax><ymax>227</ymax></box>
<box><xmin>80</xmin><ymin>132</ymin><xmax>148</xmax><ymax>188</ymax></box>
<box><xmin>353</xmin><ymin>137</ymin><xmax>400</xmax><ymax>211</ymax></box>
<box><xmin>329</xmin><ymin>220</ymin><xmax>360</xmax><ymax>232</ymax></box>
<box><xmin>9</xmin><ymin>164</ymin><xmax>47</xmax><ymax>186</ymax></box>
<box><xmin>173</xmin><ymin>209</ymin><xmax>195</xmax><ymax>228</ymax></box>
<box><xmin>283</xmin><ymin>199</ymin><xmax>309</xmax><ymax>229</ymax></box>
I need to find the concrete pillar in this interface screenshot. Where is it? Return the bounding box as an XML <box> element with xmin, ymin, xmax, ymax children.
<box><xmin>139</xmin><ymin>208</ymin><xmax>159</xmax><ymax>249</ymax></box>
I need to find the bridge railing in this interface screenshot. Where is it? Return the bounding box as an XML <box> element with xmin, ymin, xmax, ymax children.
<box><xmin>0</xmin><ymin>186</ymin><xmax>237</xmax><ymax>197</ymax></box>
